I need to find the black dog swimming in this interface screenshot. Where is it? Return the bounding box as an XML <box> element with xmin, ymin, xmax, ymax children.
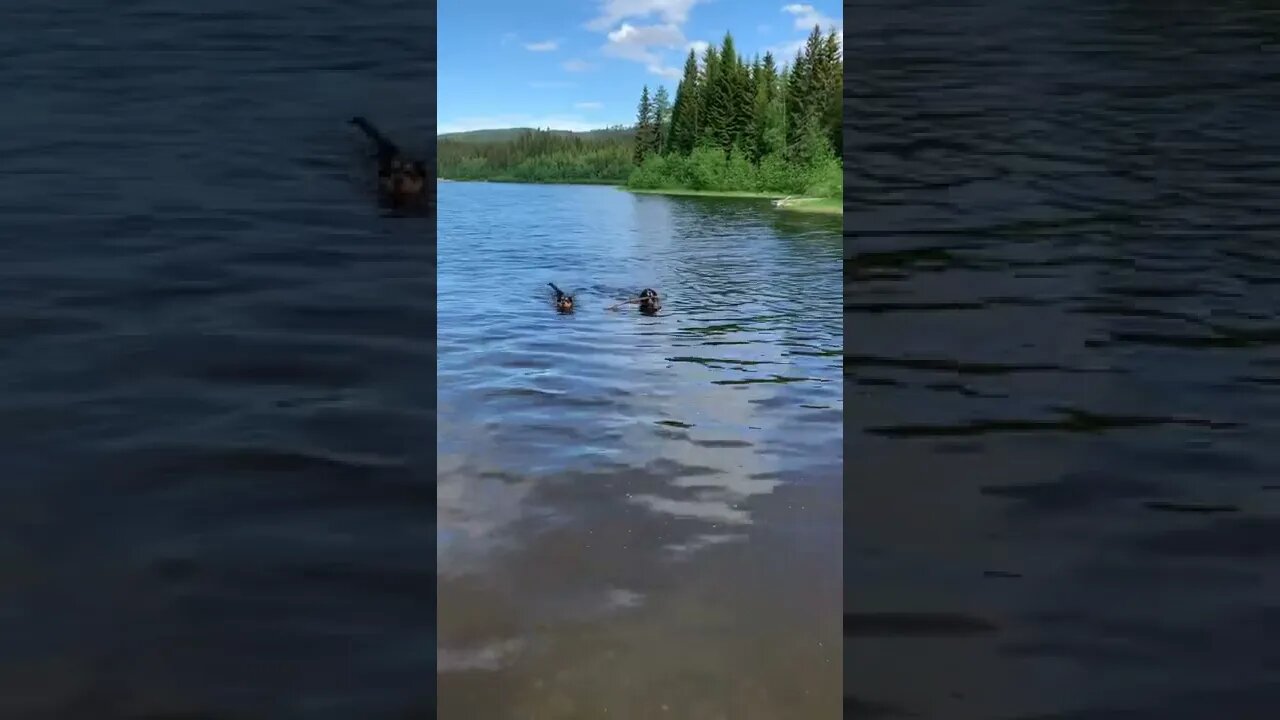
<box><xmin>349</xmin><ymin>116</ymin><xmax>427</xmax><ymax>207</ymax></box>
<box><xmin>548</xmin><ymin>283</ymin><xmax>574</xmax><ymax>313</ymax></box>
<box><xmin>637</xmin><ymin>288</ymin><xmax>660</xmax><ymax>315</ymax></box>
<box><xmin>608</xmin><ymin>288</ymin><xmax>661</xmax><ymax>315</ymax></box>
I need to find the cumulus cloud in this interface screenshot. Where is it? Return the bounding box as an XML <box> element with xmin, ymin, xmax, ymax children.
<box><xmin>586</xmin><ymin>0</ymin><xmax>705</xmax><ymax>32</ymax></box>
<box><xmin>646</xmin><ymin>64</ymin><xmax>682</xmax><ymax>79</ymax></box>
<box><xmin>766</xmin><ymin>38</ymin><xmax>807</xmax><ymax>60</ymax></box>
<box><xmin>523</xmin><ymin>40</ymin><xmax>559</xmax><ymax>52</ymax></box>
<box><xmin>603</xmin><ymin>22</ymin><xmax>685</xmax><ymax>64</ymax></box>
<box><xmin>782</xmin><ymin>3</ymin><xmax>839</xmax><ymax>32</ymax></box>
<box><xmin>688</xmin><ymin>40</ymin><xmax>709</xmax><ymax>55</ymax></box>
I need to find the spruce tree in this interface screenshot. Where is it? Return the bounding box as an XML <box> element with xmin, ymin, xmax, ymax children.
<box><xmin>653</xmin><ymin>85</ymin><xmax>671</xmax><ymax>155</ymax></box>
<box><xmin>752</xmin><ymin>52</ymin><xmax>780</xmax><ymax>163</ymax></box>
<box><xmin>698</xmin><ymin>44</ymin><xmax>720</xmax><ymax>148</ymax></box>
<box><xmin>821</xmin><ymin>29</ymin><xmax>843</xmax><ymax>157</ymax></box>
<box><xmin>785</xmin><ymin>46</ymin><xmax>809</xmax><ymax>157</ymax></box>
<box><xmin>668</xmin><ymin>49</ymin><xmax>701</xmax><ymax>155</ymax></box>
<box><xmin>634</xmin><ymin>85</ymin><xmax>654</xmax><ymax>165</ymax></box>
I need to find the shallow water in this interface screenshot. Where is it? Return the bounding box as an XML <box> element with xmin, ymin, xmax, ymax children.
<box><xmin>437</xmin><ymin>182</ymin><xmax>843</xmax><ymax>718</ymax></box>
<box><xmin>0</xmin><ymin>2</ymin><xmax>434</xmax><ymax>717</ymax></box>
<box><xmin>848</xmin><ymin>1</ymin><xmax>1280</xmax><ymax>717</ymax></box>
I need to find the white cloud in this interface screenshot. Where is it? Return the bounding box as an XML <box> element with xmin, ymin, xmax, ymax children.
<box><xmin>438</xmin><ymin>114</ymin><xmax>606</xmax><ymax>134</ymax></box>
<box><xmin>524</xmin><ymin>39</ymin><xmax>559</xmax><ymax>52</ymax></box>
<box><xmin>782</xmin><ymin>4</ymin><xmax>839</xmax><ymax>32</ymax></box>
<box><xmin>562</xmin><ymin>58</ymin><xmax>593</xmax><ymax>72</ymax></box>
<box><xmin>688</xmin><ymin>40</ymin><xmax>709</xmax><ymax>54</ymax></box>
<box><xmin>766</xmin><ymin>38</ymin><xmax>806</xmax><ymax>61</ymax></box>
<box><xmin>647</xmin><ymin>64</ymin><xmax>682</xmax><ymax>80</ymax></box>
<box><xmin>586</xmin><ymin>0</ymin><xmax>705</xmax><ymax>32</ymax></box>
<box><xmin>574</xmin><ymin>101</ymin><xmax>604</xmax><ymax>110</ymax></box>
<box><xmin>604</xmin><ymin>22</ymin><xmax>685</xmax><ymax>63</ymax></box>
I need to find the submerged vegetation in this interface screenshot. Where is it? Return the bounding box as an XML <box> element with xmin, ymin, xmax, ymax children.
<box><xmin>436</xmin><ymin>25</ymin><xmax>842</xmax><ymax>204</ymax></box>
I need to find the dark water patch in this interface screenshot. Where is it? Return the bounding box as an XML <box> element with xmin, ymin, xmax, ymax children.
<box><xmin>846</xmin><ymin>353</ymin><xmax>1111</xmax><ymax>376</ymax></box>
<box><xmin>868</xmin><ymin>408</ymin><xmax>1235</xmax><ymax>438</ymax></box>
<box><xmin>845</xmin><ymin>612</ymin><xmax>1000</xmax><ymax>638</ymax></box>
<box><xmin>1143</xmin><ymin>501</ymin><xmax>1240</xmax><ymax>514</ymax></box>
<box><xmin>0</xmin><ymin>1</ymin><xmax>434</xmax><ymax>717</ymax></box>
<box><xmin>848</xmin><ymin>0</ymin><xmax>1280</xmax><ymax>715</ymax></box>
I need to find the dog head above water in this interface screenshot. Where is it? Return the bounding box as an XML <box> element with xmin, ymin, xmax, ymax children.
<box><xmin>638</xmin><ymin>288</ymin><xmax>660</xmax><ymax>315</ymax></box>
<box><xmin>556</xmin><ymin>294</ymin><xmax>575</xmax><ymax>312</ymax></box>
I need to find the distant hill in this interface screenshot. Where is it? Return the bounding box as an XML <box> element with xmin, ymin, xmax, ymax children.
<box><xmin>438</xmin><ymin>127</ymin><xmax>633</xmax><ymax>144</ymax></box>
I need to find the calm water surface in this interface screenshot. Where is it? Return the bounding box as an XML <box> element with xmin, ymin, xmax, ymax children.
<box><xmin>849</xmin><ymin>1</ymin><xmax>1280</xmax><ymax>718</ymax></box>
<box><xmin>0</xmin><ymin>2</ymin><xmax>433</xmax><ymax>718</ymax></box>
<box><xmin>437</xmin><ymin>182</ymin><xmax>843</xmax><ymax>718</ymax></box>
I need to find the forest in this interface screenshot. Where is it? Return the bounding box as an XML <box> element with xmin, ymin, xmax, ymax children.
<box><xmin>436</xmin><ymin>26</ymin><xmax>842</xmax><ymax>198</ymax></box>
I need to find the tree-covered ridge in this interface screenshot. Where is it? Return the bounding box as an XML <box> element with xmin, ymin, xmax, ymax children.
<box><xmin>437</xmin><ymin>126</ymin><xmax>634</xmax><ymax>184</ymax></box>
<box><xmin>629</xmin><ymin>25</ymin><xmax>842</xmax><ymax>197</ymax></box>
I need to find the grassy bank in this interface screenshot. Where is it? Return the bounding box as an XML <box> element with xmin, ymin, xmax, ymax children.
<box><xmin>627</xmin><ymin>187</ymin><xmax>841</xmax><ymax>216</ymax></box>
<box><xmin>438</xmin><ymin>175</ymin><xmax>623</xmax><ymax>186</ymax></box>
<box><xmin>627</xmin><ymin>188</ymin><xmax>778</xmax><ymax>198</ymax></box>
<box><xmin>774</xmin><ymin>197</ymin><xmax>842</xmax><ymax>215</ymax></box>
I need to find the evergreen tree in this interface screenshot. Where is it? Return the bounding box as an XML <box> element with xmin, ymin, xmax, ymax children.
<box><xmin>634</xmin><ymin>84</ymin><xmax>655</xmax><ymax>164</ymax></box>
<box><xmin>785</xmin><ymin>45</ymin><xmax>810</xmax><ymax>157</ymax></box>
<box><xmin>698</xmin><ymin>43</ymin><xmax>721</xmax><ymax>148</ymax></box>
<box><xmin>820</xmin><ymin>29</ymin><xmax>843</xmax><ymax>157</ymax></box>
<box><xmin>751</xmin><ymin>52</ymin><xmax>781</xmax><ymax>162</ymax></box>
<box><xmin>668</xmin><ymin>49</ymin><xmax>701</xmax><ymax>155</ymax></box>
<box><xmin>653</xmin><ymin>85</ymin><xmax>671</xmax><ymax>155</ymax></box>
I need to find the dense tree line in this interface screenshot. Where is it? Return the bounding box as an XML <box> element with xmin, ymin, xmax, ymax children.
<box><xmin>435</xmin><ymin>25</ymin><xmax>841</xmax><ymax>197</ymax></box>
<box><xmin>437</xmin><ymin>127</ymin><xmax>634</xmax><ymax>184</ymax></box>
<box><xmin>629</xmin><ymin>25</ymin><xmax>842</xmax><ymax>197</ymax></box>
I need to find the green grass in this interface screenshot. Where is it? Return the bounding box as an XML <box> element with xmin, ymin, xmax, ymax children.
<box><xmin>438</xmin><ymin>176</ymin><xmax>626</xmax><ymax>186</ymax></box>
<box><xmin>628</xmin><ymin>188</ymin><xmax>842</xmax><ymax>215</ymax></box>
<box><xmin>626</xmin><ymin>188</ymin><xmax>783</xmax><ymax>199</ymax></box>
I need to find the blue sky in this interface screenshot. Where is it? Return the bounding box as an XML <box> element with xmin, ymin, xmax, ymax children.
<box><xmin>437</xmin><ymin>0</ymin><xmax>842</xmax><ymax>134</ymax></box>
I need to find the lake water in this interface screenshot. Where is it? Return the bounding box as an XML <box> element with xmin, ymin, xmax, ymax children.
<box><xmin>849</xmin><ymin>1</ymin><xmax>1280</xmax><ymax>717</ymax></box>
<box><xmin>0</xmin><ymin>2</ymin><xmax>434</xmax><ymax>718</ymax></box>
<box><xmin>437</xmin><ymin>182</ymin><xmax>843</xmax><ymax>718</ymax></box>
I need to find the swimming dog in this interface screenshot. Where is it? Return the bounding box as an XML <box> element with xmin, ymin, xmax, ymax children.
<box><xmin>608</xmin><ymin>288</ymin><xmax>661</xmax><ymax>314</ymax></box>
<box><xmin>638</xmin><ymin>288</ymin><xmax>660</xmax><ymax>315</ymax></box>
<box><xmin>349</xmin><ymin>116</ymin><xmax>427</xmax><ymax>206</ymax></box>
<box><xmin>548</xmin><ymin>283</ymin><xmax>575</xmax><ymax>313</ymax></box>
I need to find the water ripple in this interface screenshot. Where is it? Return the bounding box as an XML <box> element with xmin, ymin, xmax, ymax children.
<box><xmin>848</xmin><ymin>1</ymin><xmax>1280</xmax><ymax>716</ymax></box>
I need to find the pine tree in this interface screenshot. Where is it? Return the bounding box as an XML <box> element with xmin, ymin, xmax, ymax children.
<box><xmin>785</xmin><ymin>45</ymin><xmax>809</xmax><ymax>157</ymax></box>
<box><xmin>820</xmin><ymin>29</ymin><xmax>843</xmax><ymax>157</ymax></box>
<box><xmin>698</xmin><ymin>43</ymin><xmax>721</xmax><ymax>148</ymax></box>
<box><xmin>668</xmin><ymin>49</ymin><xmax>701</xmax><ymax>155</ymax></box>
<box><xmin>653</xmin><ymin>85</ymin><xmax>671</xmax><ymax>155</ymax></box>
<box><xmin>752</xmin><ymin>52</ymin><xmax>781</xmax><ymax>162</ymax></box>
<box><xmin>731</xmin><ymin>50</ymin><xmax>755</xmax><ymax>152</ymax></box>
<box><xmin>634</xmin><ymin>84</ymin><xmax>654</xmax><ymax>164</ymax></box>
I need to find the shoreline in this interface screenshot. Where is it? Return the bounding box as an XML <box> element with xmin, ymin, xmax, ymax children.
<box><xmin>629</xmin><ymin>188</ymin><xmax>841</xmax><ymax>215</ymax></box>
<box><xmin>437</xmin><ymin>178</ymin><xmax>841</xmax><ymax>216</ymax></box>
